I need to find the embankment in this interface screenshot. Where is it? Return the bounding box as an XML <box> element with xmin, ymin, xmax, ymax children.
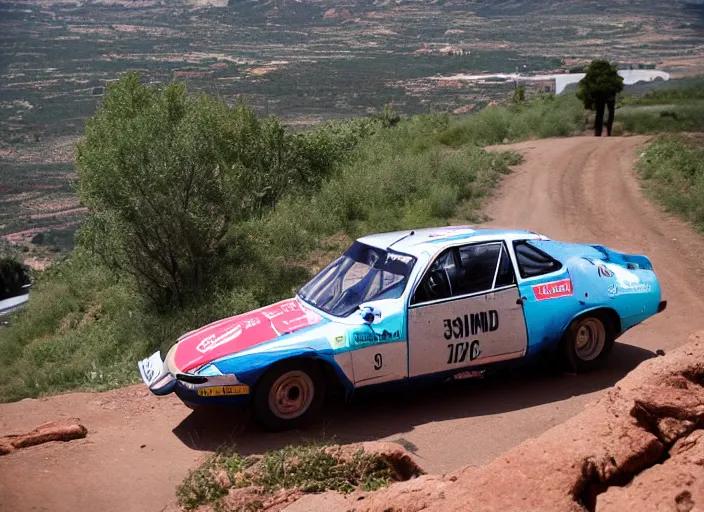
<box><xmin>289</xmin><ymin>332</ymin><xmax>704</xmax><ymax>512</ymax></box>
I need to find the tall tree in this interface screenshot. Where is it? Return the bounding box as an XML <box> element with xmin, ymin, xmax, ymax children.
<box><xmin>577</xmin><ymin>60</ymin><xmax>624</xmax><ymax>136</ymax></box>
<box><xmin>76</xmin><ymin>73</ymin><xmax>331</xmax><ymax>308</ymax></box>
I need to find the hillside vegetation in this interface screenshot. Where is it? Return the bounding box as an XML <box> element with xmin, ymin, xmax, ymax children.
<box><xmin>177</xmin><ymin>443</ymin><xmax>400</xmax><ymax>510</ymax></box>
<box><xmin>0</xmin><ymin>75</ymin><xmax>588</xmax><ymax>402</ymax></box>
<box><xmin>637</xmin><ymin>135</ymin><xmax>704</xmax><ymax>233</ymax></box>
<box><xmin>617</xmin><ymin>76</ymin><xmax>704</xmax><ymax>134</ymax></box>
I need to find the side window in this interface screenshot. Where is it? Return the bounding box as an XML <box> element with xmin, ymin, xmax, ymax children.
<box><xmin>455</xmin><ymin>243</ymin><xmax>502</xmax><ymax>295</ymax></box>
<box><xmin>513</xmin><ymin>241</ymin><xmax>562</xmax><ymax>278</ymax></box>
<box><xmin>494</xmin><ymin>245</ymin><xmax>516</xmax><ymax>287</ymax></box>
<box><xmin>412</xmin><ymin>243</ymin><xmax>503</xmax><ymax>305</ymax></box>
<box><xmin>412</xmin><ymin>249</ymin><xmax>457</xmax><ymax>304</ymax></box>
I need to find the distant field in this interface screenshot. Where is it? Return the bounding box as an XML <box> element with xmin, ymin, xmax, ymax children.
<box><xmin>2</xmin><ymin>0</ymin><xmax>703</xmax><ymax>141</ymax></box>
<box><xmin>1</xmin><ymin>0</ymin><xmax>704</xmax><ymax>259</ymax></box>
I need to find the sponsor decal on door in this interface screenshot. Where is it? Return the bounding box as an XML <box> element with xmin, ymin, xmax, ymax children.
<box><xmin>532</xmin><ymin>278</ymin><xmax>573</xmax><ymax>301</ymax></box>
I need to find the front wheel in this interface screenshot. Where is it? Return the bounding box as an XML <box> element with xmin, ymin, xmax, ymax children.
<box><xmin>253</xmin><ymin>360</ymin><xmax>325</xmax><ymax>431</ymax></box>
<box><xmin>560</xmin><ymin>312</ymin><xmax>615</xmax><ymax>373</ymax></box>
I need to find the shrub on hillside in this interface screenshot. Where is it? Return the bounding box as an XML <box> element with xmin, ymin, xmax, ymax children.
<box><xmin>576</xmin><ymin>60</ymin><xmax>624</xmax><ymax>111</ymax></box>
<box><xmin>255</xmin><ymin>115</ymin><xmax>524</xmax><ymax>250</ymax></box>
<box><xmin>76</xmin><ymin>72</ymin><xmax>370</xmax><ymax>309</ymax></box>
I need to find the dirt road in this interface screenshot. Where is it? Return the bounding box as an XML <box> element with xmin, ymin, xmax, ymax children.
<box><xmin>3</xmin><ymin>135</ymin><xmax>704</xmax><ymax>512</ymax></box>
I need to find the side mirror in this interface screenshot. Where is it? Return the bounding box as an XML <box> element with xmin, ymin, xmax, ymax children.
<box><xmin>360</xmin><ymin>305</ymin><xmax>381</xmax><ymax>324</ymax></box>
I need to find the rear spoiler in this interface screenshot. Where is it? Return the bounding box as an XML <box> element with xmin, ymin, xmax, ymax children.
<box><xmin>590</xmin><ymin>245</ymin><xmax>653</xmax><ymax>271</ymax></box>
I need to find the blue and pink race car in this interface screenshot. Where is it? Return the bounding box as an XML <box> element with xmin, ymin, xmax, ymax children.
<box><xmin>138</xmin><ymin>227</ymin><xmax>666</xmax><ymax>430</ymax></box>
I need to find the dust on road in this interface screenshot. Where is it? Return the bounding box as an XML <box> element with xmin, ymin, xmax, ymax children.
<box><xmin>2</xmin><ymin>135</ymin><xmax>704</xmax><ymax>512</ymax></box>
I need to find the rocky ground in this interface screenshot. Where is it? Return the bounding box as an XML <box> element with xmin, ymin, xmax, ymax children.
<box><xmin>287</xmin><ymin>331</ymin><xmax>704</xmax><ymax>512</ymax></box>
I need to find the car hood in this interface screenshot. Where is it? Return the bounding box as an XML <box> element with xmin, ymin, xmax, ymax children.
<box><xmin>172</xmin><ymin>298</ymin><xmax>324</xmax><ymax>373</ymax></box>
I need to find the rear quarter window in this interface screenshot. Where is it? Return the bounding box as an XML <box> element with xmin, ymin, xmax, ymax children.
<box><xmin>513</xmin><ymin>241</ymin><xmax>562</xmax><ymax>278</ymax></box>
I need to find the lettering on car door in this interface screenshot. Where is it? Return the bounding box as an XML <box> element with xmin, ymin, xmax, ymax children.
<box><xmin>407</xmin><ymin>242</ymin><xmax>528</xmax><ymax>377</ymax></box>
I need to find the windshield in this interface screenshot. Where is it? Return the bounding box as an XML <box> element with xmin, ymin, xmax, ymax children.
<box><xmin>298</xmin><ymin>241</ymin><xmax>416</xmax><ymax>317</ymax></box>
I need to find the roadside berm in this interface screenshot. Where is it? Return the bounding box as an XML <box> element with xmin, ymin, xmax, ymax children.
<box><xmin>285</xmin><ymin>332</ymin><xmax>704</xmax><ymax>512</ymax></box>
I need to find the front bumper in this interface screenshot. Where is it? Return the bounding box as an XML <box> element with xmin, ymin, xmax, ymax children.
<box><xmin>137</xmin><ymin>348</ymin><xmax>251</xmax><ymax>406</ymax></box>
<box><xmin>138</xmin><ymin>350</ymin><xmax>176</xmax><ymax>395</ymax></box>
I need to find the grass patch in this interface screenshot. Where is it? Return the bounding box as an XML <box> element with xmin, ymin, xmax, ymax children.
<box><xmin>614</xmin><ymin>77</ymin><xmax>704</xmax><ymax>134</ymax></box>
<box><xmin>0</xmin><ymin>251</ymin><xmax>263</xmax><ymax>402</ymax></box>
<box><xmin>435</xmin><ymin>93</ymin><xmax>585</xmax><ymax>148</ymax></box>
<box><xmin>176</xmin><ymin>443</ymin><xmax>396</xmax><ymax>511</ymax></box>
<box><xmin>617</xmin><ymin>102</ymin><xmax>704</xmax><ymax>134</ymax></box>
<box><xmin>262</xmin><ymin>121</ymin><xmax>525</xmax><ymax>244</ymax></box>
<box><xmin>636</xmin><ymin>135</ymin><xmax>704</xmax><ymax>232</ymax></box>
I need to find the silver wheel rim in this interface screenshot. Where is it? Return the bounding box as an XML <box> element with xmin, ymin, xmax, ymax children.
<box><xmin>268</xmin><ymin>370</ymin><xmax>314</xmax><ymax>420</ymax></box>
<box><xmin>574</xmin><ymin>318</ymin><xmax>606</xmax><ymax>361</ymax></box>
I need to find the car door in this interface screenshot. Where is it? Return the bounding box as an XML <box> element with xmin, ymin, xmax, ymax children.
<box><xmin>348</xmin><ymin>312</ymin><xmax>408</xmax><ymax>388</ymax></box>
<box><xmin>511</xmin><ymin>239</ymin><xmax>574</xmax><ymax>356</ymax></box>
<box><xmin>407</xmin><ymin>241</ymin><xmax>528</xmax><ymax>378</ymax></box>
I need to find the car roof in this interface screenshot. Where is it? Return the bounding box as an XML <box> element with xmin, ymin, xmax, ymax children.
<box><xmin>357</xmin><ymin>226</ymin><xmax>546</xmax><ymax>256</ymax></box>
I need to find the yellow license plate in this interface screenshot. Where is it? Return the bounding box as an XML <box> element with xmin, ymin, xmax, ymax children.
<box><xmin>197</xmin><ymin>385</ymin><xmax>250</xmax><ymax>397</ymax></box>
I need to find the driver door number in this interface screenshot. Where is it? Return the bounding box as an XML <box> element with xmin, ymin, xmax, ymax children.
<box><xmin>443</xmin><ymin>310</ymin><xmax>499</xmax><ymax>340</ymax></box>
<box><xmin>447</xmin><ymin>340</ymin><xmax>481</xmax><ymax>364</ymax></box>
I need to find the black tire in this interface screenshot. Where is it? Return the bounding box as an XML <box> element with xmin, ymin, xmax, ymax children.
<box><xmin>253</xmin><ymin>359</ymin><xmax>325</xmax><ymax>432</ymax></box>
<box><xmin>560</xmin><ymin>311</ymin><xmax>615</xmax><ymax>373</ymax></box>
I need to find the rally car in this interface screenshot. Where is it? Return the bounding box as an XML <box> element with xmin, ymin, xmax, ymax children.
<box><xmin>138</xmin><ymin>226</ymin><xmax>666</xmax><ymax>430</ymax></box>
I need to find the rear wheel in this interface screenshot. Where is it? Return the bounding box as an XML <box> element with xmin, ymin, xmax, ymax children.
<box><xmin>253</xmin><ymin>360</ymin><xmax>325</xmax><ymax>431</ymax></box>
<box><xmin>560</xmin><ymin>312</ymin><xmax>615</xmax><ymax>373</ymax></box>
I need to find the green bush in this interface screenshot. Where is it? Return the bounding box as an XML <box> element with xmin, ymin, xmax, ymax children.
<box><xmin>576</xmin><ymin>60</ymin><xmax>624</xmax><ymax>110</ymax></box>
<box><xmin>637</xmin><ymin>136</ymin><xmax>704</xmax><ymax>232</ymax></box>
<box><xmin>77</xmin><ymin>72</ymin><xmax>372</xmax><ymax>309</ymax></box>
<box><xmin>258</xmin><ymin>117</ymin><xmax>524</xmax><ymax>242</ymax></box>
